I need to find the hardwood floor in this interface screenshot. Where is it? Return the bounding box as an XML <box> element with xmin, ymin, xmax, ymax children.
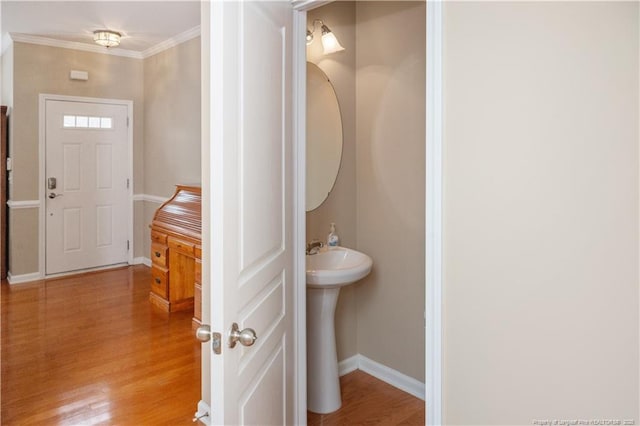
<box><xmin>1</xmin><ymin>265</ymin><xmax>200</xmax><ymax>425</ymax></box>
<box><xmin>307</xmin><ymin>370</ymin><xmax>425</xmax><ymax>426</ymax></box>
<box><xmin>2</xmin><ymin>265</ymin><xmax>424</xmax><ymax>425</ymax></box>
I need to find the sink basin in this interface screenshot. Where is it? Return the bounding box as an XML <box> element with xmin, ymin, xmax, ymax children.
<box><xmin>306</xmin><ymin>246</ymin><xmax>373</xmax><ymax>287</ymax></box>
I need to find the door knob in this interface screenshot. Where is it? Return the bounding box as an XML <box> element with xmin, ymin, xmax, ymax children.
<box><xmin>228</xmin><ymin>322</ymin><xmax>257</xmax><ymax>348</ymax></box>
<box><xmin>48</xmin><ymin>192</ymin><xmax>63</xmax><ymax>199</ymax></box>
<box><xmin>195</xmin><ymin>324</ymin><xmax>212</xmax><ymax>342</ymax></box>
<box><xmin>195</xmin><ymin>324</ymin><xmax>222</xmax><ymax>354</ymax></box>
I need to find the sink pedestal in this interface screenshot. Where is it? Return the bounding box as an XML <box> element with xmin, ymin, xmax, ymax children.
<box><xmin>305</xmin><ymin>246</ymin><xmax>372</xmax><ymax>414</ymax></box>
<box><xmin>307</xmin><ymin>287</ymin><xmax>341</xmax><ymax>414</ymax></box>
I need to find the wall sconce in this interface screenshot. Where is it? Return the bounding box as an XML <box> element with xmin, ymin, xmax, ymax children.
<box><xmin>93</xmin><ymin>30</ymin><xmax>121</xmax><ymax>48</ymax></box>
<box><xmin>306</xmin><ymin>19</ymin><xmax>344</xmax><ymax>55</ymax></box>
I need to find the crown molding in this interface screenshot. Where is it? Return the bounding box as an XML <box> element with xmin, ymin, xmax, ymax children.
<box><xmin>8</xmin><ymin>25</ymin><xmax>201</xmax><ymax>60</ymax></box>
<box><xmin>9</xmin><ymin>33</ymin><xmax>143</xmax><ymax>59</ymax></box>
<box><xmin>141</xmin><ymin>25</ymin><xmax>200</xmax><ymax>59</ymax></box>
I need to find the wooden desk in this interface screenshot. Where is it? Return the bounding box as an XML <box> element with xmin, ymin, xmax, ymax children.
<box><xmin>149</xmin><ymin>185</ymin><xmax>202</xmax><ymax>328</ymax></box>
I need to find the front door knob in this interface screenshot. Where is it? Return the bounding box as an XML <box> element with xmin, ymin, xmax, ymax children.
<box><xmin>228</xmin><ymin>322</ymin><xmax>257</xmax><ymax>348</ymax></box>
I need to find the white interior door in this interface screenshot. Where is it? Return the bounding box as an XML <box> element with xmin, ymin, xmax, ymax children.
<box><xmin>204</xmin><ymin>1</ymin><xmax>295</xmax><ymax>424</ymax></box>
<box><xmin>45</xmin><ymin>100</ymin><xmax>129</xmax><ymax>275</ymax></box>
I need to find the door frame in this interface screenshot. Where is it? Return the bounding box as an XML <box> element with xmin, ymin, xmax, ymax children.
<box><xmin>425</xmin><ymin>2</ymin><xmax>443</xmax><ymax>424</ymax></box>
<box><xmin>291</xmin><ymin>1</ymin><xmax>443</xmax><ymax>424</ymax></box>
<box><xmin>38</xmin><ymin>94</ymin><xmax>134</xmax><ymax>278</ymax></box>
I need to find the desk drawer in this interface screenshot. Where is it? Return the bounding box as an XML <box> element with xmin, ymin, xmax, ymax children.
<box><xmin>151</xmin><ymin>243</ymin><xmax>168</xmax><ymax>267</ymax></box>
<box><xmin>151</xmin><ymin>266</ymin><xmax>169</xmax><ymax>298</ymax></box>
<box><xmin>151</xmin><ymin>230</ymin><xmax>167</xmax><ymax>245</ymax></box>
<box><xmin>168</xmin><ymin>237</ymin><xmax>195</xmax><ymax>256</ymax></box>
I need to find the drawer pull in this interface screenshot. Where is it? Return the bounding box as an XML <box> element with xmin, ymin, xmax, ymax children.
<box><xmin>155</xmin><ymin>252</ymin><xmax>161</xmax><ymax>258</ymax></box>
<box><xmin>155</xmin><ymin>277</ymin><xmax>161</xmax><ymax>284</ymax></box>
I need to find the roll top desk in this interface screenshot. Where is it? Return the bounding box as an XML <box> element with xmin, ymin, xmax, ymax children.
<box><xmin>149</xmin><ymin>185</ymin><xmax>202</xmax><ymax>328</ymax></box>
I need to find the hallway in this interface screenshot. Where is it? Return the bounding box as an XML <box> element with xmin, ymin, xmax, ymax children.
<box><xmin>1</xmin><ymin>266</ymin><xmax>200</xmax><ymax>425</ymax></box>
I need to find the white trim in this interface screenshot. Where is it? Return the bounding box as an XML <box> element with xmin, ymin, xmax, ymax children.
<box><xmin>7</xmin><ymin>263</ymin><xmax>129</xmax><ymax>285</ymax></box>
<box><xmin>141</xmin><ymin>26</ymin><xmax>201</xmax><ymax>58</ymax></box>
<box><xmin>426</xmin><ymin>1</ymin><xmax>444</xmax><ymax>425</ymax></box>
<box><xmin>358</xmin><ymin>355</ymin><xmax>426</xmax><ymax>401</ymax></box>
<box><xmin>1</xmin><ymin>37</ymin><xmax>13</xmax><ymax>57</ymax></box>
<box><xmin>291</xmin><ymin>0</ymin><xmax>333</xmax><ymax>12</ymax></box>
<box><xmin>10</xmin><ymin>26</ymin><xmax>202</xmax><ymax>60</ymax></box>
<box><xmin>38</xmin><ymin>94</ymin><xmax>134</xmax><ymax>277</ymax></box>
<box><xmin>338</xmin><ymin>355</ymin><xmax>359</xmax><ymax>376</ymax></box>
<box><xmin>292</xmin><ymin>6</ymin><xmax>309</xmax><ymax>426</ymax></box>
<box><xmin>127</xmin><ymin>111</ymin><xmax>134</xmax><ymax>266</ymax></box>
<box><xmin>10</xmin><ymin>33</ymin><xmax>143</xmax><ymax>59</ymax></box>
<box><xmin>133</xmin><ymin>193</ymin><xmax>168</xmax><ymax>204</ymax></box>
<box><xmin>132</xmin><ymin>257</ymin><xmax>152</xmax><ymax>267</ymax></box>
<box><xmin>7</xmin><ymin>271</ymin><xmax>43</xmax><ymax>285</ymax></box>
<box><xmin>337</xmin><ymin>354</ymin><xmax>426</xmax><ymax>401</ymax></box>
<box><xmin>7</xmin><ymin>199</ymin><xmax>40</xmax><ymax>209</ymax></box>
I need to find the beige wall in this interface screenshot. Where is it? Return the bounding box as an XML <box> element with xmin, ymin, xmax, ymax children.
<box><xmin>143</xmin><ymin>37</ymin><xmax>201</xmax><ymax>198</ymax></box>
<box><xmin>307</xmin><ymin>2</ymin><xmax>358</xmax><ymax>362</ymax></box>
<box><xmin>443</xmin><ymin>2</ymin><xmax>639</xmax><ymax>423</ymax></box>
<box><xmin>7</xmin><ymin>36</ymin><xmax>201</xmax><ymax>274</ymax></box>
<box><xmin>306</xmin><ymin>2</ymin><xmax>426</xmax><ymax>381</ymax></box>
<box><xmin>9</xmin><ymin>42</ymin><xmax>144</xmax><ymax>275</ymax></box>
<box><xmin>355</xmin><ymin>1</ymin><xmax>425</xmax><ymax>382</ymax></box>
<box><xmin>141</xmin><ymin>36</ymin><xmax>201</xmax><ymax>259</ymax></box>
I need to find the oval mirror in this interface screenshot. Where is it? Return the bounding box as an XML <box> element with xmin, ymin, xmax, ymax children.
<box><xmin>306</xmin><ymin>62</ymin><xmax>343</xmax><ymax>211</ymax></box>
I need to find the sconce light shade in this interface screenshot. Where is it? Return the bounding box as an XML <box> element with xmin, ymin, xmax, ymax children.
<box><xmin>307</xmin><ymin>20</ymin><xmax>344</xmax><ymax>55</ymax></box>
<box><xmin>93</xmin><ymin>30</ymin><xmax>121</xmax><ymax>48</ymax></box>
<box><xmin>320</xmin><ymin>24</ymin><xmax>344</xmax><ymax>55</ymax></box>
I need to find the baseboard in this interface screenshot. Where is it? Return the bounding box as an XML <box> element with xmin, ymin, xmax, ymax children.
<box><xmin>8</xmin><ymin>262</ymin><xmax>145</xmax><ymax>285</ymax></box>
<box><xmin>7</xmin><ymin>271</ymin><xmax>44</xmax><ymax>285</ymax></box>
<box><xmin>194</xmin><ymin>400</ymin><xmax>211</xmax><ymax>425</ymax></box>
<box><xmin>338</xmin><ymin>354</ymin><xmax>425</xmax><ymax>401</ymax></box>
<box><xmin>338</xmin><ymin>355</ymin><xmax>359</xmax><ymax>376</ymax></box>
<box><xmin>132</xmin><ymin>257</ymin><xmax>151</xmax><ymax>267</ymax></box>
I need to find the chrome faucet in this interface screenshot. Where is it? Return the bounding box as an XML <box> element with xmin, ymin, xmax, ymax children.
<box><xmin>306</xmin><ymin>240</ymin><xmax>324</xmax><ymax>255</ymax></box>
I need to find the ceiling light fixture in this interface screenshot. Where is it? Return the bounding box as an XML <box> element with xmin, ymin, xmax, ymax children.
<box><xmin>306</xmin><ymin>19</ymin><xmax>344</xmax><ymax>55</ymax></box>
<box><xmin>93</xmin><ymin>30</ymin><xmax>121</xmax><ymax>48</ymax></box>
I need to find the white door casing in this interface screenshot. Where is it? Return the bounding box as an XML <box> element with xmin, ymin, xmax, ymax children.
<box><xmin>43</xmin><ymin>98</ymin><xmax>131</xmax><ymax>275</ymax></box>
<box><xmin>204</xmin><ymin>1</ymin><xmax>296</xmax><ymax>425</ymax></box>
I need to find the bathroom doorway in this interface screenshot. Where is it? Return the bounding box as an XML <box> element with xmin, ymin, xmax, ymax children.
<box><xmin>300</xmin><ymin>1</ymin><xmax>428</xmax><ymax>422</ymax></box>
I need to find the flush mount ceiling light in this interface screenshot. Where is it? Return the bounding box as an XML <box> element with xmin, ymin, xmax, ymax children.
<box><xmin>306</xmin><ymin>19</ymin><xmax>344</xmax><ymax>55</ymax></box>
<box><xmin>93</xmin><ymin>30</ymin><xmax>121</xmax><ymax>48</ymax></box>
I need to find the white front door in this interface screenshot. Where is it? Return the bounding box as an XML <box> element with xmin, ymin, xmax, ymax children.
<box><xmin>203</xmin><ymin>1</ymin><xmax>296</xmax><ymax>424</ymax></box>
<box><xmin>45</xmin><ymin>99</ymin><xmax>129</xmax><ymax>275</ymax></box>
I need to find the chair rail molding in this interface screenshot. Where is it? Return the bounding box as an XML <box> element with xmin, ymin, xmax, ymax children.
<box><xmin>133</xmin><ymin>194</ymin><xmax>168</xmax><ymax>204</ymax></box>
<box><xmin>7</xmin><ymin>199</ymin><xmax>40</xmax><ymax>209</ymax></box>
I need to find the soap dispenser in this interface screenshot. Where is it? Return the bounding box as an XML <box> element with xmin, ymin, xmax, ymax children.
<box><xmin>327</xmin><ymin>223</ymin><xmax>339</xmax><ymax>247</ymax></box>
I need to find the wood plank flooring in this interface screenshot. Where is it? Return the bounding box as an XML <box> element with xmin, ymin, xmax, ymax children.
<box><xmin>1</xmin><ymin>265</ymin><xmax>200</xmax><ymax>425</ymax></box>
<box><xmin>2</xmin><ymin>265</ymin><xmax>425</xmax><ymax>425</ymax></box>
<box><xmin>307</xmin><ymin>370</ymin><xmax>425</xmax><ymax>426</ymax></box>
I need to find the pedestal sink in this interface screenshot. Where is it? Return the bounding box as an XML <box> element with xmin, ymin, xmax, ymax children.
<box><xmin>306</xmin><ymin>246</ymin><xmax>372</xmax><ymax>414</ymax></box>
